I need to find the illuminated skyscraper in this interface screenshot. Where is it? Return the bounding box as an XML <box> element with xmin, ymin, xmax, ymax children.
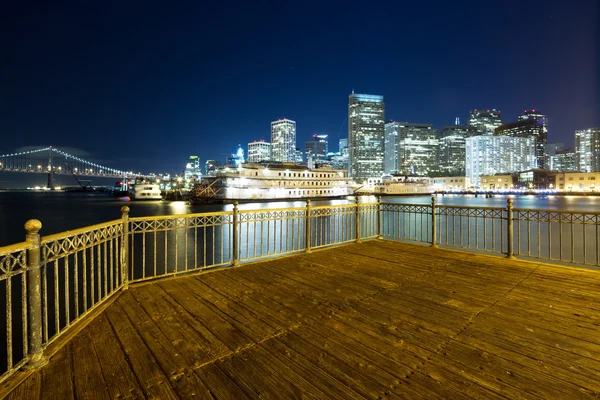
<box><xmin>184</xmin><ymin>155</ymin><xmax>202</xmax><ymax>180</ymax></box>
<box><xmin>247</xmin><ymin>140</ymin><xmax>271</xmax><ymax>163</ymax></box>
<box><xmin>395</xmin><ymin>123</ymin><xmax>438</xmax><ymax>176</ymax></box>
<box><xmin>465</xmin><ymin>136</ymin><xmax>536</xmax><ymax>187</ymax></box>
<box><xmin>495</xmin><ymin>110</ymin><xmax>547</xmax><ymax>169</ymax></box>
<box><xmin>384</xmin><ymin>121</ymin><xmax>399</xmax><ymax>174</ymax></box>
<box><xmin>305</xmin><ymin>134</ymin><xmax>328</xmax><ymax>164</ymax></box>
<box><xmin>469</xmin><ymin>109</ymin><xmax>502</xmax><ymax>135</ymax></box>
<box><xmin>271</xmin><ymin>119</ymin><xmax>296</xmax><ymax>162</ymax></box>
<box><xmin>438</xmin><ymin>125</ymin><xmax>478</xmax><ymax>176</ymax></box>
<box><xmin>348</xmin><ymin>93</ymin><xmax>385</xmax><ymax>180</ymax></box>
<box><xmin>575</xmin><ymin>127</ymin><xmax>600</xmax><ymax>172</ymax></box>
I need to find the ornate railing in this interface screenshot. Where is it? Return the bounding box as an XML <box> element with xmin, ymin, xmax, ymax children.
<box><xmin>2</xmin><ymin>197</ymin><xmax>600</xmax><ymax>382</ymax></box>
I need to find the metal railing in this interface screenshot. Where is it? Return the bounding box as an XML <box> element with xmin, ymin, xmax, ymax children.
<box><xmin>2</xmin><ymin>197</ymin><xmax>600</xmax><ymax>382</ymax></box>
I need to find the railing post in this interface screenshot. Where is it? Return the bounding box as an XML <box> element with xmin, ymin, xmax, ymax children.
<box><xmin>231</xmin><ymin>201</ymin><xmax>239</xmax><ymax>266</ymax></box>
<box><xmin>377</xmin><ymin>195</ymin><xmax>383</xmax><ymax>239</ymax></box>
<box><xmin>25</xmin><ymin>219</ymin><xmax>48</xmax><ymax>369</ymax></box>
<box><xmin>305</xmin><ymin>200</ymin><xmax>312</xmax><ymax>253</ymax></box>
<box><xmin>506</xmin><ymin>198</ymin><xmax>515</xmax><ymax>259</ymax></box>
<box><xmin>120</xmin><ymin>206</ymin><xmax>130</xmax><ymax>289</ymax></box>
<box><xmin>431</xmin><ymin>196</ymin><xmax>438</xmax><ymax>248</ymax></box>
<box><xmin>355</xmin><ymin>196</ymin><xmax>361</xmax><ymax>243</ymax></box>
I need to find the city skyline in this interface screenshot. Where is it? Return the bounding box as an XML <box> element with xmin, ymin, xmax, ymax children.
<box><xmin>1</xmin><ymin>1</ymin><xmax>598</xmax><ymax>172</ymax></box>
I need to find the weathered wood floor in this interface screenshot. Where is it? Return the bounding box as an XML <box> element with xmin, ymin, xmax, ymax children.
<box><xmin>6</xmin><ymin>240</ymin><xmax>600</xmax><ymax>399</ymax></box>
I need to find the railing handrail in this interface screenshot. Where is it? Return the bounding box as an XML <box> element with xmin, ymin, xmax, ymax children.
<box><xmin>40</xmin><ymin>219</ymin><xmax>124</xmax><ymax>243</ymax></box>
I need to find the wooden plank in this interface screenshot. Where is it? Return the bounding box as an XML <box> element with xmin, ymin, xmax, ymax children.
<box><xmin>40</xmin><ymin>345</ymin><xmax>74</xmax><ymax>400</ymax></box>
<box><xmin>458</xmin><ymin>324</ymin><xmax>600</xmax><ymax>393</ymax></box>
<box><xmin>157</xmin><ymin>279</ymin><xmax>255</xmax><ymax>351</ymax></box>
<box><xmin>69</xmin><ymin>328</ymin><xmax>111</xmax><ymax>400</ymax></box>
<box><xmin>440</xmin><ymin>338</ymin><xmax>595</xmax><ymax>399</ymax></box>
<box><xmin>117</xmin><ymin>290</ymin><xmax>213</xmax><ymax>399</ymax></box>
<box><xmin>5</xmin><ymin>371</ymin><xmax>41</xmax><ymax>400</ymax></box>
<box><xmin>104</xmin><ymin>299</ymin><xmax>179</xmax><ymax>400</ymax></box>
<box><xmin>131</xmin><ymin>284</ymin><xmax>227</xmax><ymax>366</ymax></box>
<box><xmin>88</xmin><ymin>314</ymin><xmax>145</xmax><ymax>400</ymax></box>
<box><xmin>289</xmin><ymin>325</ymin><xmax>464</xmax><ymax>399</ymax></box>
<box><xmin>194</xmin><ymin>360</ymin><xmax>251</xmax><ymax>399</ymax></box>
<box><xmin>266</xmin><ymin>335</ymin><xmax>365</xmax><ymax>400</ymax></box>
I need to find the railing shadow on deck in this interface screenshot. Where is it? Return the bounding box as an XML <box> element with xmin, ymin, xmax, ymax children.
<box><xmin>2</xmin><ymin>195</ymin><xmax>600</xmax><ymax>384</ymax></box>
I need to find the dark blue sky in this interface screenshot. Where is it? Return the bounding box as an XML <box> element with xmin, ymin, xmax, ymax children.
<box><xmin>1</xmin><ymin>0</ymin><xmax>599</xmax><ymax>173</ymax></box>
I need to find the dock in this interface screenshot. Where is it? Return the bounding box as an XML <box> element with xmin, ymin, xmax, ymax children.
<box><xmin>4</xmin><ymin>240</ymin><xmax>600</xmax><ymax>399</ymax></box>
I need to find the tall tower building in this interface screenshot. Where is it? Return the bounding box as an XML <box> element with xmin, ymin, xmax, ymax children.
<box><xmin>575</xmin><ymin>127</ymin><xmax>600</xmax><ymax>172</ymax></box>
<box><xmin>271</xmin><ymin>119</ymin><xmax>296</xmax><ymax>162</ymax></box>
<box><xmin>469</xmin><ymin>109</ymin><xmax>502</xmax><ymax>135</ymax></box>
<box><xmin>395</xmin><ymin>123</ymin><xmax>438</xmax><ymax>176</ymax></box>
<box><xmin>495</xmin><ymin>111</ymin><xmax>547</xmax><ymax>169</ymax></box>
<box><xmin>184</xmin><ymin>156</ymin><xmax>202</xmax><ymax>180</ymax></box>
<box><xmin>348</xmin><ymin>93</ymin><xmax>385</xmax><ymax>180</ymax></box>
<box><xmin>438</xmin><ymin>125</ymin><xmax>478</xmax><ymax>176</ymax></box>
<box><xmin>247</xmin><ymin>140</ymin><xmax>272</xmax><ymax>163</ymax></box>
<box><xmin>384</xmin><ymin>121</ymin><xmax>399</xmax><ymax>174</ymax></box>
<box><xmin>305</xmin><ymin>134</ymin><xmax>328</xmax><ymax>164</ymax></box>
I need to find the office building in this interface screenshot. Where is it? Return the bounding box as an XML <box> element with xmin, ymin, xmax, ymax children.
<box><xmin>395</xmin><ymin>123</ymin><xmax>438</xmax><ymax>176</ymax></box>
<box><xmin>549</xmin><ymin>148</ymin><xmax>577</xmax><ymax>172</ymax></box>
<box><xmin>348</xmin><ymin>93</ymin><xmax>385</xmax><ymax>180</ymax></box>
<box><xmin>438</xmin><ymin>125</ymin><xmax>478</xmax><ymax>176</ymax></box>
<box><xmin>271</xmin><ymin>119</ymin><xmax>297</xmax><ymax>162</ymax></box>
<box><xmin>247</xmin><ymin>140</ymin><xmax>271</xmax><ymax>163</ymax></box>
<box><xmin>575</xmin><ymin>127</ymin><xmax>600</xmax><ymax>172</ymax></box>
<box><xmin>184</xmin><ymin>156</ymin><xmax>202</xmax><ymax>180</ymax></box>
<box><xmin>384</xmin><ymin>121</ymin><xmax>399</xmax><ymax>174</ymax></box>
<box><xmin>465</xmin><ymin>136</ymin><xmax>536</xmax><ymax>188</ymax></box>
<box><xmin>205</xmin><ymin>160</ymin><xmax>221</xmax><ymax>176</ymax></box>
<box><xmin>295</xmin><ymin>148</ymin><xmax>303</xmax><ymax>163</ymax></box>
<box><xmin>495</xmin><ymin>112</ymin><xmax>547</xmax><ymax>169</ymax></box>
<box><xmin>305</xmin><ymin>134</ymin><xmax>328</xmax><ymax>164</ymax></box>
<box><xmin>469</xmin><ymin>109</ymin><xmax>502</xmax><ymax>135</ymax></box>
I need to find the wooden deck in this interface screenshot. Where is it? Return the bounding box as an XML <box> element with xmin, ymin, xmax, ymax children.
<box><xmin>5</xmin><ymin>240</ymin><xmax>600</xmax><ymax>399</ymax></box>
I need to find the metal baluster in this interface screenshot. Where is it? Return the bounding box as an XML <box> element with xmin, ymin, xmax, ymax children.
<box><xmin>120</xmin><ymin>206</ymin><xmax>129</xmax><ymax>289</ymax></box>
<box><xmin>506</xmin><ymin>199</ymin><xmax>515</xmax><ymax>259</ymax></box>
<box><xmin>431</xmin><ymin>197</ymin><xmax>437</xmax><ymax>247</ymax></box>
<box><xmin>24</xmin><ymin>219</ymin><xmax>48</xmax><ymax>369</ymax></box>
<box><xmin>305</xmin><ymin>200</ymin><xmax>312</xmax><ymax>253</ymax></box>
<box><xmin>571</xmin><ymin>214</ymin><xmax>575</xmax><ymax>263</ymax></box>
<box><xmin>232</xmin><ymin>201</ymin><xmax>239</xmax><ymax>266</ymax></box>
<box><xmin>355</xmin><ymin>197</ymin><xmax>361</xmax><ymax>243</ymax></box>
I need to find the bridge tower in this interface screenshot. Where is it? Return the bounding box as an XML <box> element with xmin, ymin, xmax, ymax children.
<box><xmin>46</xmin><ymin>147</ymin><xmax>55</xmax><ymax>189</ymax></box>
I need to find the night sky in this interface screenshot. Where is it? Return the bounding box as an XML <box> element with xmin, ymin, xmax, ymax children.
<box><xmin>1</xmin><ymin>0</ymin><xmax>598</xmax><ymax>174</ymax></box>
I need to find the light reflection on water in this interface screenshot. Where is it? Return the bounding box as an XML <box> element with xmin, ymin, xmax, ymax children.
<box><xmin>1</xmin><ymin>191</ymin><xmax>600</xmax><ymax>245</ymax></box>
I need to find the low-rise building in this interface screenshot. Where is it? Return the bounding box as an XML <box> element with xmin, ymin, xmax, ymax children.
<box><xmin>479</xmin><ymin>174</ymin><xmax>517</xmax><ymax>190</ymax></box>
<box><xmin>550</xmin><ymin>171</ymin><xmax>600</xmax><ymax>192</ymax></box>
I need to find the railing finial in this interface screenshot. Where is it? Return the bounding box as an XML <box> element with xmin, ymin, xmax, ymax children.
<box><xmin>24</xmin><ymin>219</ymin><xmax>42</xmax><ymax>234</ymax></box>
<box><xmin>120</xmin><ymin>206</ymin><xmax>130</xmax><ymax>217</ymax></box>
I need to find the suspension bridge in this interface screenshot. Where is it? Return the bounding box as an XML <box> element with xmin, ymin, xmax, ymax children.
<box><xmin>0</xmin><ymin>146</ymin><xmax>152</xmax><ymax>189</ymax></box>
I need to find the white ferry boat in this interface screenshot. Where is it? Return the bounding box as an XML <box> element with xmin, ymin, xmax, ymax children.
<box><xmin>190</xmin><ymin>162</ymin><xmax>355</xmax><ymax>203</ymax></box>
<box><xmin>129</xmin><ymin>183</ymin><xmax>162</xmax><ymax>200</ymax></box>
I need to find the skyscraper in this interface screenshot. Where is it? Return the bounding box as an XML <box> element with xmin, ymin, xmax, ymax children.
<box><xmin>575</xmin><ymin>127</ymin><xmax>600</xmax><ymax>172</ymax></box>
<box><xmin>395</xmin><ymin>123</ymin><xmax>438</xmax><ymax>176</ymax></box>
<box><xmin>348</xmin><ymin>93</ymin><xmax>385</xmax><ymax>180</ymax></box>
<box><xmin>184</xmin><ymin>156</ymin><xmax>202</xmax><ymax>180</ymax></box>
<box><xmin>495</xmin><ymin>111</ymin><xmax>547</xmax><ymax>169</ymax></box>
<box><xmin>438</xmin><ymin>125</ymin><xmax>478</xmax><ymax>176</ymax></box>
<box><xmin>247</xmin><ymin>140</ymin><xmax>272</xmax><ymax>163</ymax></box>
<box><xmin>384</xmin><ymin>121</ymin><xmax>399</xmax><ymax>174</ymax></box>
<box><xmin>469</xmin><ymin>109</ymin><xmax>502</xmax><ymax>135</ymax></box>
<box><xmin>271</xmin><ymin>119</ymin><xmax>296</xmax><ymax>162</ymax></box>
<box><xmin>305</xmin><ymin>134</ymin><xmax>328</xmax><ymax>164</ymax></box>
<box><xmin>465</xmin><ymin>136</ymin><xmax>536</xmax><ymax>188</ymax></box>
